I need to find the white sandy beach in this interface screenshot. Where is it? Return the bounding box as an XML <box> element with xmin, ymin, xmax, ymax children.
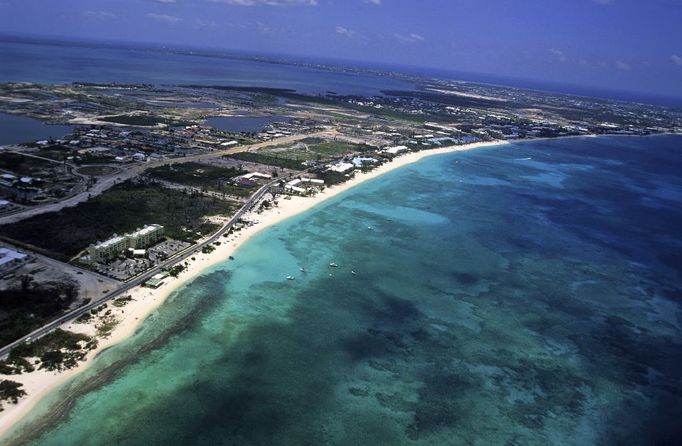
<box><xmin>0</xmin><ymin>139</ymin><xmax>508</xmax><ymax>438</ymax></box>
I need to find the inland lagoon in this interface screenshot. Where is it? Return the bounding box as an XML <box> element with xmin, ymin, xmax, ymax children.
<box><xmin>4</xmin><ymin>135</ymin><xmax>681</xmax><ymax>445</ymax></box>
<box><xmin>0</xmin><ymin>113</ymin><xmax>73</xmax><ymax>145</ymax></box>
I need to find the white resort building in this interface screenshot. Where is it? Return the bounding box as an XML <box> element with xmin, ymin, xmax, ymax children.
<box><xmin>382</xmin><ymin>145</ymin><xmax>409</xmax><ymax>155</ymax></box>
<box><xmin>88</xmin><ymin>224</ymin><xmax>164</xmax><ymax>263</ymax></box>
<box><xmin>284</xmin><ymin>178</ymin><xmax>325</xmax><ymax>195</ymax></box>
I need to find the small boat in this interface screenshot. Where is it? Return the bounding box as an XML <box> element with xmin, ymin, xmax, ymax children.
<box><xmin>367</xmin><ymin>226</ymin><xmax>374</xmax><ymax>230</ymax></box>
<box><xmin>299</xmin><ymin>267</ymin><xmax>306</xmax><ymax>272</ymax></box>
<box><xmin>286</xmin><ymin>275</ymin><xmax>295</xmax><ymax>280</ymax></box>
<box><xmin>351</xmin><ymin>270</ymin><xmax>357</xmax><ymax>275</ymax></box>
<box><xmin>228</xmin><ymin>256</ymin><xmax>235</xmax><ymax>260</ymax></box>
<box><xmin>329</xmin><ymin>262</ymin><xmax>338</xmax><ymax>268</ymax></box>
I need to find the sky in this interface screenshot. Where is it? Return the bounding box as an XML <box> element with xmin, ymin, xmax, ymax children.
<box><xmin>1</xmin><ymin>0</ymin><xmax>681</xmax><ymax>99</ymax></box>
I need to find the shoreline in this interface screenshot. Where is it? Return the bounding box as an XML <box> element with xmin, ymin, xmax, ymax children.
<box><xmin>0</xmin><ymin>135</ymin><xmax>581</xmax><ymax>438</ymax></box>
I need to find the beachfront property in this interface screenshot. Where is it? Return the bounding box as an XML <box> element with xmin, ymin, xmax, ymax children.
<box><xmin>352</xmin><ymin>156</ymin><xmax>378</xmax><ymax>167</ymax></box>
<box><xmin>284</xmin><ymin>177</ymin><xmax>325</xmax><ymax>195</ymax></box>
<box><xmin>87</xmin><ymin>224</ymin><xmax>164</xmax><ymax>263</ymax></box>
<box><xmin>382</xmin><ymin>145</ymin><xmax>409</xmax><ymax>155</ymax></box>
<box><xmin>0</xmin><ymin>247</ymin><xmax>28</xmax><ymax>274</ymax></box>
<box><xmin>327</xmin><ymin>161</ymin><xmax>355</xmax><ymax>174</ymax></box>
<box><xmin>144</xmin><ymin>271</ymin><xmax>170</xmax><ymax>288</ymax></box>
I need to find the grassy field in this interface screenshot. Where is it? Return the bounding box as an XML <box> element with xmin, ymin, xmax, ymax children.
<box><xmin>36</xmin><ymin>145</ymin><xmax>75</xmax><ymax>161</ymax></box>
<box><xmin>76</xmin><ymin>165</ymin><xmax>120</xmax><ymax>176</ymax></box>
<box><xmin>0</xmin><ymin>153</ymin><xmax>55</xmax><ymax>176</ymax></box>
<box><xmin>0</xmin><ymin>180</ymin><xmax>235</xmax><ymax>260</ymax></box>
<box><xmin>146</xmin><ymin>162</ymin><xmax>251</xmax><ymax>197</ymax></box>
<box><xmin>229</xmin><ymin>152</ymin><xmax>306</xmax><ymax>170</ymax></box>
<box><xmin>229</xmin><ymin>140</ymin><xmax>374</xmax><ymax>171</ymax></box>
<box><xmin>261</xmin><ymin>139</ymin><xmax>375</xmax><ymax>162</ymax></box>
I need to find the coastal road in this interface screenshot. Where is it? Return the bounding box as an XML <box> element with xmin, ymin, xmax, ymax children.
<box><xmin>0</xmin><ymin>179</ymin><xmax>278</xmax><ymax>359</ymax></box>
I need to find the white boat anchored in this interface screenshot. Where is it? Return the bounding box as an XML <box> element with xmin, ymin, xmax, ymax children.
<box><xmin>329</xmin><ymin>262</ymin><xmax>338</xmax><ymax>268</ymax></box>
<box><xmin>286</xmin><ymin>275</ymin><xmax>295</xmax><ymax>280</ymax></box>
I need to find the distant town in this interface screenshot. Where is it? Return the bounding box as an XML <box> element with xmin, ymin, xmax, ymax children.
<box><xmin>0</xmin><ymin>76</ymin><xmax>680</xmax><ymax>405</ymax></box>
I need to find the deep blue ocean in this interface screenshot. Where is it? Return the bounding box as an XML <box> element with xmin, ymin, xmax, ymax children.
<box><xmin>0</xmin><ymin>39</ymin><xmax>413</xmax><ymax>95</ymax></box>
<box><xmin>5</xmin><ymin>135</ymin><xmax>681</xmax><ymax>445</ymax></box>
<box><xmin>3</xmin><ymin>37</ymin><xmax>680</xmax><ymax>107</ymax></box>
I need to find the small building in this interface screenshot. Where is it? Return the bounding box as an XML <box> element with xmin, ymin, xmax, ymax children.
<box><xmin>236</xmin><ymin>177</ymin><xmax>257</xmax><ymax>187</ymax></box>
<box><xmin>284</xmin><ymin>184</ymin><xmax>306</xmax><ymax>194</ymax></box>
<box><xmin>145</xmin><ymin>271</ymin><xmax>170</xmax><ymax>288</ymax></box>
<box><xmin>0</xmin><ymin>247</ymin><xmax>28</xmax><ymax>273</ymax></box>
<box><xmin>241</xmin><ymin>172</ymin><xmax>272</xmax><ymax>180</ymax></box>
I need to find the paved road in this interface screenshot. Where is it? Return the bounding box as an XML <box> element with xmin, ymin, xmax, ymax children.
<box><xmin>0</xmin><ymin>179</ymin><xmax>277</xmax><ymax>358</ymax></box>
<box><xmin>0</xmin><ymin>170</ymin><xmax>136</xmax><ymax>225</ymax></box>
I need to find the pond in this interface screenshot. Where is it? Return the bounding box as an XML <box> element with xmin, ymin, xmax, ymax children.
<box><xmin>0</xmin><ymin>112</ymin><xmax>74</xmax><ymax>145</ymax></box>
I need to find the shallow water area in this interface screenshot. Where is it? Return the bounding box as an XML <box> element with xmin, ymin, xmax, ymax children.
<box><xmin>4</xmin><ymin>135</ymin><xmax>682</xmax><ymax>446</ymax></box>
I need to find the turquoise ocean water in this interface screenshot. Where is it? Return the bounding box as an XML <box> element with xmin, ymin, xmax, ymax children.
<box><xmin>4</xmin><ymin>135</ymin><xmax>682</xmax><ymax>445</ymax></box>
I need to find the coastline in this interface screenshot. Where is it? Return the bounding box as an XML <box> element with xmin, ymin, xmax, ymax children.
<box><xmin>0</xmin><ymin>139</ymin><xmax>510</xmax><ymax>438</ymax></box>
